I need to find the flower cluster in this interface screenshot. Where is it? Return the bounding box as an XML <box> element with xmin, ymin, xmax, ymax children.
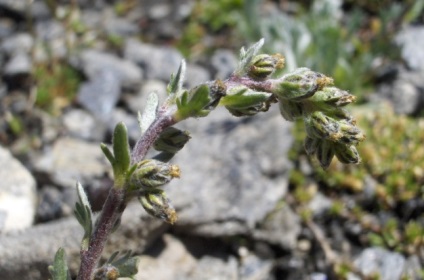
<box><xmin>271</xmin><ymin>69</ymin><xmax>364</xmax><ymax>168</ymax></box>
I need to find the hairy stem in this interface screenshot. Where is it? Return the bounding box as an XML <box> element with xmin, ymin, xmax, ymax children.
<box><xmin>76</xmin><ymin>187</ymin><xmax>126</xmax><ymax>280</ymax></box>
<box><xmin>131</xmin><ymin>113</ymin><xmax>176</xmax><ymax>164</ymax></box>
<box><xmin>226</xmin><ymin>75</ymin><xmax>273</xmax><ymax>92</ymax></box>
<box><xmin>76</xmin><ymin>113</ymin><xmax>176</xmax><ymax>280</ymax></box>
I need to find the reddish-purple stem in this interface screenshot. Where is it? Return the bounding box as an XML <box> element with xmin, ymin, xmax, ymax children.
<box><xmin>76</xmin><ymin>188</ymin><xmax>126</xmax><ymax>280</ymax></box>
<box><xmin>75</xmin><ymin>76</ymin><xmax>272</xmax><ymax>280</ymax></box>
<box><xmin>131</xmin><ymin>114</ymin><xmax>177</xmax><ymax>164</ymax></box>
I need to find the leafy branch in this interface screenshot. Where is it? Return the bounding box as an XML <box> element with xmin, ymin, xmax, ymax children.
<box><xmin>49</xmin><ymin>39</ymin><xmax>364</xmax><ymax>280</ymax></box>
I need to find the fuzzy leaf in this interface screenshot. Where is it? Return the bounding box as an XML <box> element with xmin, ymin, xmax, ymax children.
<box><xmin>138</xmin><ymin>92</ymin><xmax>159</xmax><ymax>134</ymax></box>
<box><xmin>48</xmin><ymin>248</ymin><xmax>71</xmax><ymax>280</ymax></box>
<box><xmin>112</xmin><ymin>122</ymin><xmax>131</xmax><ymax>177</ymax></box>
<box><xmin>220</xmin><ymin>86</ymin><xmax>271</xmax><ymax>108</ymax></box>
<box><xmin>167</xmin><ymin>60</ymin><xmax>186</xmax><ymax>96</ymax></box>
<box><xmin>100</xmin><ymin>251</ymin><xmax>140</xmax><ymax>279</ymax></box>
<box><xmin>74</xmin><ymin>182</ymin><xmax>93</xmax><ymax>250</ymax></box>
<box><xmin>235</xmin><ymin>38</ymin><xmax>265</xmax><ymax>76</ymax></box>
<box><xmin>112</xmin><ymin>253</ymin><xmax>140</xmax><ymax>278</ymax></box>
<box><xmin>175</xmin><ymin>85</ymin><xmax>212</xmax><ymax>120</ymax></box>
<box><xmin>100</xmin><ymin>143</ymin><xmax>115</xmax><ymax>165</ymax></box>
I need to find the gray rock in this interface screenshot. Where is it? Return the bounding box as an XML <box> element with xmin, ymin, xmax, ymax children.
<box><xmin>396</xmin><ymin>26</ymin><xmax>424</xmax><ymax>71</ymax></box>
<box><xmin>252</xmin><ymin>204</ymin><xmax>300</xmax><ymax>250</ymax></box>
<box><xmin>0</xmin><ymin>146</ymin><xmax>37</xmax><ymax>233</ymax></box>
<box><xmin>36</xmin><ymin>186</ymin><xmax>77</xmax><ymax>222</ymax></box>
<box><xmin>80</xmin><ymin>9</ymin><xmax>102</xmax><ymax>29</ymax></box>
<box><xmin>34</xmin><ymin>20</ymin><xmax>68</xmax><ymax>60</ymax></box>
<box><xmin>147</xmin><ymin>3</ymin><xmax>172</xmax><ymax>20</ymax></box>
<box><xmin>402</xmin><ymin>255</ymin><xmax>423</xmax><ymax>280</ymax></box>
<box><xmin>349</xmin><ymin>247</ymin><xmax>406</xmax><ymax>280</ymax></box>
<box><xmin>239</xmin><ymin>249</ymin><xmax>274</xmax><ymax>280</ymax></box>
<box><xmin>136</xmin><ymin>234</ymin><xmax>197</xmax><ymax>280</ymax></box>
<box><xmin>188</xmin><ymin>256</ymin><xmax>238</xmax><ymax>280</ymax></box>
<box><xmin>74</xmin><ymin>49</ymin><xmax>143</xmax><ymax>88</ymax></box>
<box><xmin>110</xmin><ymin>108</ymin><xmax>142</xmax><ymax>141</ymax></box>
<box><xmin>32</xmin><ymin>137</ymin><xmax>110</xmax><ymax>188</ymax></box>
<box><xmin>310</xmin><ymin>273</ymin><xmax>328</xmax><ymax>280</ymax></box>
<box><xmin>185</xmin><ymin>63</ymin><xmax>211</xmax><ymax>89</ymax></box>
<box><xmin>3</xmin><ymin>52</ymin><xmax>32</xmax><ymax>75</ymax></box>
<box><xmin>30</xmin><ymin>0</ymin><xmax>50</xmax><ymax>20</ymax></box>
<box><xmin>0</xmin><ymin>18</ymin><xmax>15</xmax><ymax>39</ymax></box>
<box><xmin>35</xmin><ymin>108</ymin><xmax>62</xmax><ymax>144</ymax></box>
<box><xmin>35</xmin><ymin>20</ymin><xmax>65</xmax><ymax>41</ymax></box>
<box><xmin>169</xmin><ymin>106</ymin><xmax>293</xmax><ymax>234</ymax></box>
<box><xmin>136</xmin><ymin>234</ymin><xmax>238</xmax><ymax>280</ymax></box>
<box><xmin>124</xmin><ymin>38</ymin><xmax>183</xmax><ymax>81</ymax></box>
<box><xmin>0</xmin><ymin>0</ymin><xmax>26</xmax><ymax>15</ymax></box>
<box><xmin>124</xmin><ymin>79</ymin><xmax>168</xmax><ymax>114</ymax></box>
<box><xmin>1</xmin><ymin>33</ymin><xmax>33</xmax><ymax>56</ymax></box>
<box><xmin>77</xmin><ymin>68</ymin><xmax>122</xmax><ymax>120</ymax></box>
<box><xmin>211</xmin><ymin>49</ymin><xmax>238</xmax><ymax>79</ymax></box>
<box><xmin>376</xmin><ymin>69</ymin><xmax>424</xmax><ymax>115</ymax></box>
<box><xmin>103</xmin><ymin>17</ymin><xmax>139</xmax><ymax>37</ymax></box>
<box><xmin>62</xmin><ymin>109</ymin><xmax>106</xmax><ymax>141</ymax></box>
<box><xmin>0</xmin><ymin>202</ymin><xmax>167</xmax><ymax>279</ymax></box>
<box><xmin>308</xmin><ymin>191</ymin><xmax>333</xmax><ymax>216</ymax></box>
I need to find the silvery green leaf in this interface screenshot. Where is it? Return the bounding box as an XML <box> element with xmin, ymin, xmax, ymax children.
<box><xmin>111</xmin><ymin>251</ymin><xmax>140</xmax><ymax>278</ymax></box>
<box><xmin>175</xmin><ymin>85</ymin><xmax>212</xmax><ymax>120</ymax></box>
<box><xmin>112</xmin><ymin>122</ymin><xmax>131</xmax><ymax>177</ymax></box>
<box><xmin>235</xmin><ymin>38</ymin><xmax>265</xmax><ymax>76</ymax></box>
<box><xmin>138</xmin><ymin>91</ymin><xmax>159</xmax><ymax>134</ymax></box>
<box><xmin>220</xmin><ymin>86</ymin><xmax>271</xmax><ymax>108</ymax></box>
<box><xmin>48</xmin><ymin>248</ymin><xmax>71</xmax><ymax>280</ymax></box>
<box><xmin>76</xmin><ymin>181</ymin><xmax>91</xmax><ymax>212</ymax></box>
<box><xmin>100</xmin><ymin>143</ymin><xmax>115</xmax><ymax>166</ymax></box>
<box><xmin>167</xmin><ymin>60</ymin><xmax>186</xmax><ymax>96</ymax></box>
<box><xmin>74</xmin><ymin>182</ymin><xmax>93</xmax><ymax>250</ymax></box>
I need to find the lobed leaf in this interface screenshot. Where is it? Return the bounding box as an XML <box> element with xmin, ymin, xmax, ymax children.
<box><xmin>138</xmin><ymin>91</ymin><xmax>159</xmax><ymax>135</ymax></box>
<box><xmin>112</xmin><ymin>122</ymin><xmax>131</xmax><ymax>178</ymax></box>
<box><xmin>48</xmin><ymin>248</ymin><xmax>71</xmax><ymax>280</ymax></box>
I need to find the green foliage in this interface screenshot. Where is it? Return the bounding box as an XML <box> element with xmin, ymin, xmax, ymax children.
<box><xmin>290</xmin><ymin>102</ymin><xmax>423</xmax><ymax>255</ymax></box>
<box><xmin>101</xmin><ymin>123</ymin><xmax>132</xmax><ymax>185</ymax></box>
<box><xmin>94</xmin><ymin>251</ymin><xmax>139</xmax><ymax>280</ymax></box>
<box><xmin>34</xmin><ymin>61</ymin><xmax>81</xmax><ymax>114</ymax></box>
<box><xmin>175</xmin><ymin>85</ymin><xmax>212</xmax><ymax>119</ymax></box>
<box><xmin>74</xmin><ymin>182</ymin><xmax>93</xmax><ymax>251</ymax></box>
<box><xmin>236</xmin><ymin>0</ymin><xmax>420</xmax><ymax>99</ymax></box>
<box><xmin>177</xmin><ymin>0</ymin><xmax>244</xmax><ymax>56</ymax></box>
<box><xmin>49</xmin><ymin>248</ymin><xmax>71</xmax><ymax>280</ymax></box>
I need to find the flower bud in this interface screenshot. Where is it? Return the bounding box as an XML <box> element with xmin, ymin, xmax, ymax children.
<box><xmin>334</xmin><ymin>144</ymin><xmax>360</xmax><ymax>164</ymax></box>
<box><xmin>305</xmin><ymin>111</ymin><xmax>340</xmax><ymax>140</ymax></box>
<box><xmin>279</xmin><ymin>99</ymin><xmax>303</xmax><ymax>121</ymax></box>
<box><xmin>130</xmin><ymin>159</ymin><xmax>180</xmax><ymax>189</ymax></box>
<box><xmin>221</xmin><ymin>86</ymin><xmax>273</xmax><ymax>116</ymax></box>
<box><xmin>139</xmin><ymin>190</ymin><xmax>177</xmax><ymax>224</ymax></box>
<box><xmin>316</xmin><ymin>140</ymin><xmax>335</xmax><ymax>169</ymax></box>
<box><xmin>304</xmin><ymin>136</ymin><xmax>320</xmax><ymax>156</ymax></box>
<box><xmin>248</xmin><ymin>53</ymin><xmax>284</xmax><ymax>79</ymax></box>
<box><xmin>154</xmin><ymin>127</ymin><xmax>191</xmax><ymax>154</ymax></box>
<box><xmin>271</xmin><ymin>68</ymin><xmax>333</xmax><ymax>101</ymax></box>
<box><xmin>308</xmin><ymin>87</ymin><xmax>356</xmax><ymax>107</ymax></box>
<box><xmin>338</xmin><ymin>119</ymin><xmax>366</xmax><ymax>144</ymax></box>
